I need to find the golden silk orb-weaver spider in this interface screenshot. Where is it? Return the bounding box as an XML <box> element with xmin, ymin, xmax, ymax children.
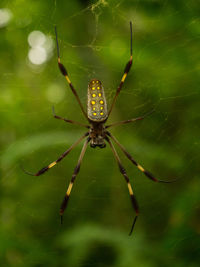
<box><xmin>24</xmin><ymin>22</ymin><xmax>175</xmax><ymax>235</ymax></box>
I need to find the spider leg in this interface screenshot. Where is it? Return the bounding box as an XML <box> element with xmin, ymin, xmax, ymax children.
<box><xmin>52</xmin><ymin>106</ymin><xmax>89</xmax><ymax>128</ymax></box>
<box><xmin>106</xmin><ymin>131</ymin><xmax>177</xmax><ymax>183</ymax></box>
<box><xmin>106</xmin><ymin>116</ymin><xmax>143</xmax><ymax>129</ymax></box>
<box><xmin>105</xmin><ymin>110</ymin><xmax>154</xmax><ymax>129</ymax></box>
<box><xmin>22</xmin><ymin>132</ymin><xmax>89</xmax><ymax>176</ymax></box>
<box><xmin>107</xmin><ymin>21</ymin><xmax>133</xmax><ymax>118</ymax></box>
<box><xmin>105</xmin><ymin>136</ymin><xmax>139</xmax><ymax>236</ymax></box>
<box><xmin>55</xmin><ymin>26</ymin><xmax>88</xmax><ymax>121</ymax></box>
<box><xmin>60</xmin><ymin>137</ymin><xmax>90</xmax><ymax>223</ymax></box>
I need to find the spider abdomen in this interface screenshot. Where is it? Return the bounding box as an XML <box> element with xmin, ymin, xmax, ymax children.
<box><xmin>87</xmin><ymin>79</ymin><xmax>108</xmax><ymax>122</ymax></box>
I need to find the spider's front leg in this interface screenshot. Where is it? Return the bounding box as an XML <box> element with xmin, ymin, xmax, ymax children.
<box><xmin>105</xmin><ymin>136</ymin><xmax>139</xmax><ymax>235</ymax></box>
<box><xmin>106</xmin><ymin>131</ymin><xmax>177</xmax><ymax>183</ymax></box>
<box><xmin>60</xmin><ymin>137</ymin><xmax>91</xmax><ymax>223</ymax></box>
<box><xmin>22</xmin><ymin>132</ymin><xmax>89</xmax><ymax>176</ymax></box>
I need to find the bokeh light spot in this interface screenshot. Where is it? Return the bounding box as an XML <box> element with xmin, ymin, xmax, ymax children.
<box><xmin>27</xmin><ymin>31</ymin><xmax>54</xmax><ymax>66</ymax></box>
<box><xmin>0</xmin><ymin>8</ymin><xmax>12</xmax><ymax>28</ymax></box>
<box><xmin>28</xmin><ymin>47</ymin><xmax>47</xmax><ymax>65</ymax></box>
<box><xmin>28</xmin><ymin>31</ymin><xmax>46</xmax><ymax>48</ymax></box>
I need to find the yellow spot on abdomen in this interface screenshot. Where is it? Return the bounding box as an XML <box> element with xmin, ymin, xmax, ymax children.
<box><xmin>91</xmin><ymin>100</ymin><xmax>96</xmax><ymax>105</ymax></box>
<box><xmin>100</xmin><ymin>100</ymin><xmax>104</xmax><ymax>104</ymax></box>
<box><xmin>98</xmin><ymin>93</ymin><xmax>102</xmax><ymax>97</ymax></box>
<box><xmin>93</xmin><ymin>107</ymin><xmax>96</xmax><ymax>111</ymax></box>
<box><xmin>100</xmin><ymin>106</ymin><xmax>103</xmax><ymax>110</ymax></box>
<box><xmin>92</xmin><ymin>94</ymin><xmax>96</xmax><ymax>97</ymax></box>
<box><xmin>100</xmin><ymin>112</ymin><xmax>104</xmax><ymax>115</ymax></box>
<box><xmin>92</xmin><ymin>87</ymin><xmax>95</xmax><ymax>90</ymax></box>
<box><xmin>97</xmin><ymin>86</ymin><xmax>100</xmax><ymax>90</ymax></box>
<box><xmin>93</xmin><ymin>112</ymin><xmax>97</xmax><ymax>116</ymax></box>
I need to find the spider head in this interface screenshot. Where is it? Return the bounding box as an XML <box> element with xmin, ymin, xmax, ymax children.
<box><xmin>90</xmin><ymin>137</ymin><xmax>106</xmax><ymax>149</ymax></box>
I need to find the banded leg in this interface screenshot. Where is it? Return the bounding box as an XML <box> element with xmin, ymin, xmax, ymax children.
<box><xmin>106</xmin><ymin>116</ymin><xmax>144</xmax><ymax>129</ymax></box>
<box><xmin>106</xmin><ymin>131</ymin><xmax>176</xmax><ymax>183</ymax></box>
<box><xmin>107</xmin><ymin>21</ymin><xmax>133</xmax><ymax>118</ymax></box>
<box><xmin>52</xmin><ymin>106</ymin><xmax>89</xmax><ymax>128</ymax></box>
<box><xmin>106</xmin><ymin>110</ymin><xmax>154</xmax><ymax>129</ymax></box>
<box><xmin>60</xmin><ymin>137</ymin><xmax>90</xmax><ymax>222</ymax></box>
<box><xmin>23</xmin><ymin>132</ymin><xmax>89</xmax><ymax>176</ymax></box>
<box><xmin>105</xmin><ymin>136</ymin><xmax>139</xmax><ymax>235</ymax></box>
<box><xmin>55</xmin><ymin>27</ymin><xmax>88</xmax><ymax>120</ymax></box>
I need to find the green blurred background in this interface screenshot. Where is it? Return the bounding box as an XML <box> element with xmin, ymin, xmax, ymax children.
<box><xmin>0</xmin><ymin>0</ymin><xmax>200</xmax><ymax>266</ymax></box>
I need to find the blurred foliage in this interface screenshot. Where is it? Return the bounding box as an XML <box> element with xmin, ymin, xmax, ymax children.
<box><xmin>0</xmin><ymin>0</ymin><xmax>200</xmax><ymax>266</ymax></box>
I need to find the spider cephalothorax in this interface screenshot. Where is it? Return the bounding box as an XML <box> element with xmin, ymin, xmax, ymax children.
<box><xmin>24</xmin><ymin>22</ymin><xmax>174</xmax><ymax>235</ymax></box>
<box><xmin>89</xmin><ymin>121</ymin><xmax>106</xmax><ymax>148</ymax></box>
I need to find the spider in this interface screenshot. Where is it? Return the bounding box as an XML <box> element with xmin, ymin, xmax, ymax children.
<box><xmin>24</xmin><ymin>22</ymin><xmax>174</xmax><ymax>235</ymax></box>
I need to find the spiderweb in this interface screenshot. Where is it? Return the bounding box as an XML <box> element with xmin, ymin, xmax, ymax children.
<box><xmin>1</xmin><ymin>0</ymin><xmax>200</xmax><ymax>266</ymax></box>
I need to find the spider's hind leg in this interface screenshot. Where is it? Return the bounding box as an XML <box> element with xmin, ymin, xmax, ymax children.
<box><xmin>55</xmin><ymin>26</ymin><xmax>88</xmax><ymax>120</ymax></box>
<box><xmin>107</xmin><ymin>21</ymin><xmax>133</xmax><ymax>118</ymax></box>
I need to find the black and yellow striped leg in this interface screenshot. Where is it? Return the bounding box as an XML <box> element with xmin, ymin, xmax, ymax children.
<box><xmin>107</xmin><ymin>21</ymin><xmax>133</xmax><ymax>118</ymax></box>
<box><xmin>55</xmin><ymin>26</ymin><xmax>88</xmax><ymax>120</ymax></box>
<box><xmin>23</xmin><ymin>132</ymin><xmax>89</xmax><ymax>176</ymax></box>
<box><xmin>105</xmin><ymin>136</ymin><xmax>139</xmax><ymax>235</ymax></box>
<box><xmin>52</xmin><ymin>106</ymin><xmax>89</xmax><ymax>128</ymax></box>
<box><xmin>106</xmin><ymin>110</ymin><xmax>154</xmax><ymax>129</ymax></box>
<box><xmin>60</xmin><ymin>137</ymin><xmax>90</xmax><ymax>223</ymax></box>
<box><xmin>106</xmin><ymin>116</ymin><xmax>144</xmax><ymax>129</ymax></box>
<box><xmin>106</xmin><ymin>131</ymin><xmax>175</xmax><ymax>183</ymax></box>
